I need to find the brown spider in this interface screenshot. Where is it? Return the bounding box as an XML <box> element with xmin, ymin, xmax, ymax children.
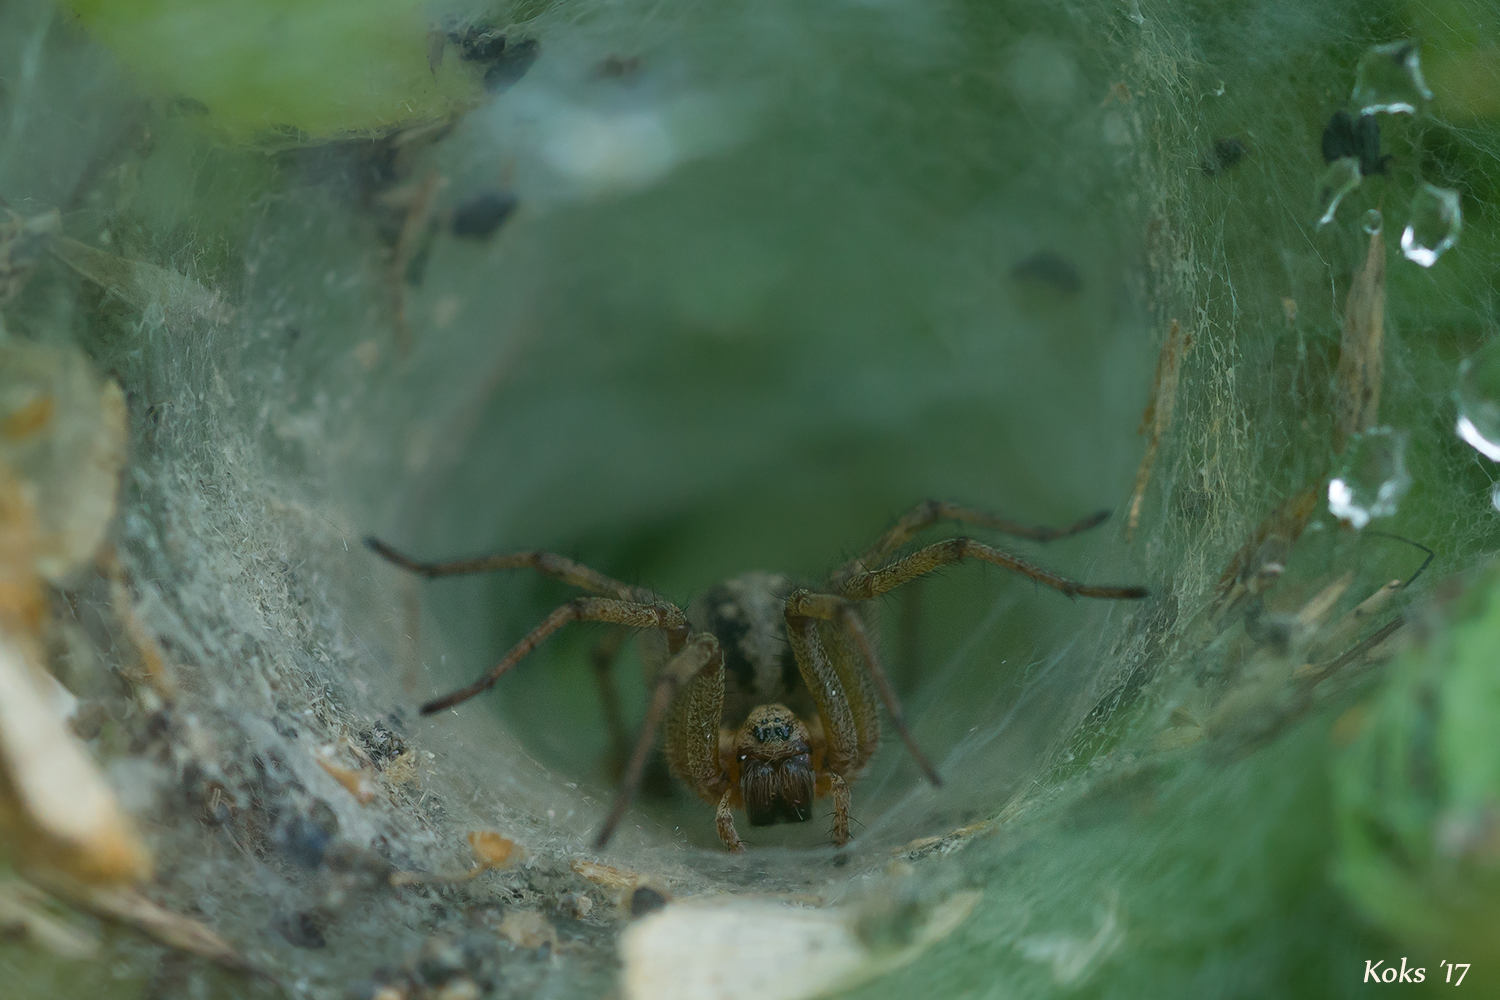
<box><xmin>367</xmin><ymin>500</ymin><xmax>1148</xmax><ymax>852</ymax></box>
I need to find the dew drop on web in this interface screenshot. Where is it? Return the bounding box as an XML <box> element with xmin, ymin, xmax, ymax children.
<box><xmin>1401</xmin><ymin>183</ymin><xmax>1462</xmax><ymax>267</ymax></box>
<box><xmin>1456</xmin><ymin>338</ymin><xmax>1500</xmax><ymax>461</ymax></box>
<box><xmin>1315</xmin><ymin>157</ymin><xmax>1361</xmax><ymax>228</ymax></box>
<box><xmin>1352</xmin><ymin>40</ymin><xmax>1432</xmax><ymax>116</ymax></box>
<box><xmin>1328</xmin><ymin>427</ymin><xmax>1411</xmax><ymax>530</ymax></box>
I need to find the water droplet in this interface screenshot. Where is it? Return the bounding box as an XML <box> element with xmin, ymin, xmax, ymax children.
<box><xmin>1315</xmin><ymin>158</ymin><xmax>1361</xmax><ymax>227</ymax></box>
<box><xmin>1400</xmin><ymin>183</ymin><xmax>1462</xmax><ymax>266</ymax></box>
<box><xmin>1362</xmin><ymin>209</ymin><xmax>1383</xmax><ymax>235</ymax></box>
<box><xmin>1490</xmin><ymin>482</ymin><xmax>1500</xmax><ymax>514</ymax></box>
<box><xmin>1457</xmin><ymin>338</ymin><xmax>1500</xmax><ymax>461</ymax></box>
<box><xmin>1352</xmin><ymin>41</ymin><xmax>1433</xmax><ymax>115</ymax></box>
<box><xmin>1328</xmin><ymin>428</ymin><xmax>1411</xmax><ymax>529</ymax></box>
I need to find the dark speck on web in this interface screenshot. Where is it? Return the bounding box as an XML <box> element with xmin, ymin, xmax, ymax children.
<box><xmin>1010</xmin><ymin>250</ymin><xmax>1083</xmax><ymax>296</ymax></box>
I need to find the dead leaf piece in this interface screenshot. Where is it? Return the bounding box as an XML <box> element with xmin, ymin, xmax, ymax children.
<box><xmin>0</xmin><ymin>878</ymin><xmax>98</xmax><ymax>958</ymax></box>
<box><xmin>0</xmin><ymin>340</ymin><xmax>128</xmax><ymax>584</ymax></box>
<box><xmin>98</xmin><ymin>548</ymin><xmax>176</xmax><ymax>698</ymax></box>
<box><xmin>317</xmin><ymin>753</ymin><xmax>377</xmax><ymax>804</ymax></box>
<box><xmin>1128</xmin><ymin>319</ymin><xmax>1193</xmax><ymax>539</ymax></box>
<box><xmin>389</xmin><ymin>831</ymin><xmax>521</xmax><ymax>886</ymax></box>
<box><xmin>1334</xmin><ymin>229</ymin><xmax>1385</xmax><ymax>450</ymax></box>
<box><xmin>1</xmin><ymin>394</ymin><xmax>55</xmax><ymax>441</ymax></box>
<box><xmin>38</xmin><ymin>875</ymin><xmax>251</xmax><ymax>971</ymax></box>
<box><xmin>1183</xmin><ymin>485</ymin><xmax>1322</xmax><ymax>645</ymax></box>
<box><xmin>570</xmin><ymin>858</ymin><xmax>642</xmax><ymax>892</ymax></box>
<box><xmin>1214</xmin><ymin>486</ymin><xmax>1320</xmax><ymax>601</ymax></box>
<box><xmin>468</xmin><ymin>830</ymin><xmax>518</xmax><ymax>868</ymax></box>
<box><xmin>499</xmin><ymin>909</ymin><xmax>559</xmax><ymax>950</ymax></box>
<box><xmin>0</xmin><ymin>209</ymin><xmax>60</xmax><ymax>303</ymax></box>
<box><xmin>388</xmin><ymin>169</ymin><xmax>445</xmax><ymax>358</ymax></box>
<box><xmin>48</xmin><ymin>236</ymin><xmax>230</xmax><ymax>329</ymax></box>
<box><xmin>0</xmin><ymin>629</ymin><xmax>151</xmax><ymax>884</ymax></box>
<box><xmin>0</xmin><ymin>466</ymin><xmax>46</xmax><ymax>636</ymax></box>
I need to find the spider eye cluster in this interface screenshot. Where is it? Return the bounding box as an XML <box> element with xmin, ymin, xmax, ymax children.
<box><xmin>751</xmin><ymin>722</ymin><xmax>794</xmax><ymax>743</ymax></box>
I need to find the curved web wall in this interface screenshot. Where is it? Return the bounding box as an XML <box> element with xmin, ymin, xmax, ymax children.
<box><xmin>0</xmin><ymin>0</ymin><xmax>1498</xmax><ymax>998</ymax></box>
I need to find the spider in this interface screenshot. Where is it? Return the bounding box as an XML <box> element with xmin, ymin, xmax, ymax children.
<box><xmin>367</xmin><ymin>500</ymin><xmax>1148</xmax><ymax>852</ymax></box>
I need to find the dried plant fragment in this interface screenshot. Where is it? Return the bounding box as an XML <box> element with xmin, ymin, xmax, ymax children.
<box><xmin>0</xmin><ymin>341</ymin><xmax>148</xmax><ymax>883</ymax></box>
<box><xmin>897</xmin><ymin>819</ymin><xmax>994</xmax><ymax>861</ymax></box>
<box><xmin>316</xmin><ymin>751</ymin><xmax>378</xmax><ymax>804</ymax></box>
<box><xmin>1182</xmin><ymin>486</ymin><xmax>1321</xmax><ymax>646</ymax></box>
<box><xmin>499</xmin><ymin>909</ymin><xmax>559</xmax><ymax>950</ymax></box>
<box><xmin>389</xmin><ymin>831</ymin><xmax>523</xmax><ymax>886</ymax></box>
<box><xmin>0</xmin><ymin>339</ymin><xmax>128</xmax><ymax>585</ymax></box>
<box><xmin>1296</xmin><ymin>578</ymin><xmax>1408</xmax><ymax>684</ymax></box>
<box><xmin>467</xmin><ymin>830</ymin><xmax>519</xmax><ymax>868</ymax></box>
<box><xmin>1334</xmin><ymin>229</ymin><xmax>1385</xmax><ymax>451</ymax></box>
<box><xmin>382</xmin><ymin>169</ymin><xmax>445</xmax><ymax>358</ymax></box>
<box><xmin>48</xmin><ymin>235</ymin><xmax>230</xmax><ymax>330</ymax></box>
<box><xmin>0</xmin><ymin>877</ymin><xmax>98</xmax><ymax>959</ymax></box>
<box><xmin>1213</xmin><ymin>486</ymin><xmax>1320</xmax><ymax>606</ymax></box>
<box><xmin>569</xmin><ymin>858</ymin><xmax>645</xmax><ymax>892</ymax></box>
<box><xmin>95</xmin><ymin>547</ymin><xmax>177</xmax><ymax>697</ymax></box>
<box><xmin>1128</xmin><ymin>319</ymin><xmax>1193</xmax><ymax>539</ymax></box>
<box><xmin>0</xmin><ymin>630</ymin><xmax>152</xmax><ymax>883</ymax></box>
<box><xmin>0</xmin><ymin>209</ymin><xmax>60</xmax><ymax>304</ymax></box>
<box><xmin>37</xmin><ymin>874</ymin><xmax>254</xmax><ymax>972</ymax></box>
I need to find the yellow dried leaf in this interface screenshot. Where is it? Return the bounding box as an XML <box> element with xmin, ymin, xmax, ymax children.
<box><xmin>0</xmin><ymin>340</ymin><xmax>127</xmax><ymax>584</ymax></box>
<box><xmin>0</xmin><ymin>878</ymin><xmax>98</xmax><ymax>959</ymax></box>
<box><xmin>0</xmin><ymin>628</ymin><xmax>151</xmax><ymax>884</ymax></box>
<box><xmin>499</xmin><ymin>909</ymin><xmax>558</xmax><ymax>950</ymax></box>
<box><xmin>37</xmin><ymin>874</ymin><xmax>251</xmax><ymax>971</ymax></box>
<box><xmin>317</xmin><ymin>753</ymin><xmax>377</xmax><ymax>804</ymax></box>
<box><xmin>570</xmin><ymin>858</ymin><xmax>642</xmax><ymax>891</ymax></box>
<box><xmin>1334</xmin><ymin>229</ymin><xmax>1385</xmax><ymax>450</ymax></box>
<box><xmin>1128</xmin><ymin>319</ymin><xmax>1193</xmax><ymax>539</ymax></box>
<box><xmin>467</xmin><ymin>830</ymin><xmax>518</xmax><ymax>869</ymax></box>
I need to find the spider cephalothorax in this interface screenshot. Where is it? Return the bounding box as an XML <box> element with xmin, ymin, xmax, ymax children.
<box><xmin>734</xmin><ymin>705</ymin><xmax>815</xmax><ymax>827</ymax></box>
<box><xmin>368</xmin><ymin>499</ymin><xmax>1147</xmax><ymax>852</ymax></box>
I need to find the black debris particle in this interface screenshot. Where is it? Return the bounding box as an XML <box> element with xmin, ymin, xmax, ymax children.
<box><xmin>483</xmin><ymin>38</ymin><xmax>540</xmax><ymax>93</ymax></box>
<box><xmin>595</xmin><ymin>54</ymin><xmax>644</xmax><ymax>79</ymax></box>
<box><xmin>1010</xmin><ymin>250</ymin><xmax>1083</xmax><ymax>296</ymax></box>
<box><xmin>277</xmin><ymin>800</ymin><xmax>340</xmax><ymax>868</ymax></box>
<box><xmin>629</xmin><ymin>886</ymin><xmax>667</xmax><ymax>917</ymax></box>
<box><xmin>1321</xmin><ymin>109</ymin><xmax>1391</xmax><ymax>177</ymax></box>
<box><xmin>166</xmin><ymin>96</ymin><xmax>210</xmax><ymax>117</ymax></box>
<box><xmin>449</xmin><ymin>26</ymin><xmax>509</xmax><ymax>64</ymax></box>
<box><xmin>447</xmin><ymin>27</ymin><xmax>541</xmax><ymax>94</ymax></box>
<box><xmin>415</xmin><ymin>936</ymin><xmax>467</xmax><ymax>986</ymax></box>
<box><xmin>356</xmin><ymin>719</ymin><xmax>408</xmax><ymax>765</ymax></box>
<box><xmin>277</xmin><ymin>910</ymin><xmax>329</xmax><ymax>949</ymax></box>
<box><xmin>1200</xmin><ymin>136</ymin><xmax>1248</xmax><ymax>176</ymax></box>
<box><xmin>451</xmin><ymin>192</ymin><xmax>519</xmax><ymax>240</ymax></box>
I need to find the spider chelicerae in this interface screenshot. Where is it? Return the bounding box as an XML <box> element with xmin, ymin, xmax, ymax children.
<box><xmin>367</xmin><ymin>500</ymin><xmax>1148</xmax><ymax>852</ymax></box>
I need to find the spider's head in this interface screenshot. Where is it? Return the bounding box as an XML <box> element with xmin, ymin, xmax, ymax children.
<box><xmin>735</xmin><ymin>704</ymin><xmax>814</xmax><ymax>826</ymax></box>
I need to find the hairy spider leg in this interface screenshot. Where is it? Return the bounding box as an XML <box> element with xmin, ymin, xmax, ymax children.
<box><xmin>596</xmin><ymin>633</ymin><xmax>724</xmax><ymax>849</ymax></box>
<box><xmin>787</xmin><ymin>534</ymin><xmax>1149</xmax><ymax>837</ymax></box>
<box><xmin>784</xmin><ymin>590</ymin><xmax>941</xmax><ymax>786</ymax></box>
<box><xmin>838</xmin><ymin>537</ymin><xmax>1150</xmax><ymax>603</ymax></box>
<box><xmin>780</xmin><ymin>604</ymin><xmax>886</xmax><ymax>848</ymax></box>
<box><xmin>418</xmin><ymin>596</ymin><xmax>689</xmax><ymax>714</ymax></box>
<box><xmin>831</xmin><ymin>499</ymin><xmax>1112</xmax><ymax>586</ymax></box>
<box><xmin>364</xmin><ymin>536</ymin><xmax>654</xmax><ymax>602</ymax></box>
<box><xmin>367</xmin><ymin>536</ymin><xmax>709</xmax><ymax>849</ymax></box>
<box><xmin>826</xmin><ymin>773</ymin><xmax>851</xmax><ymax>846</ymax></box>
